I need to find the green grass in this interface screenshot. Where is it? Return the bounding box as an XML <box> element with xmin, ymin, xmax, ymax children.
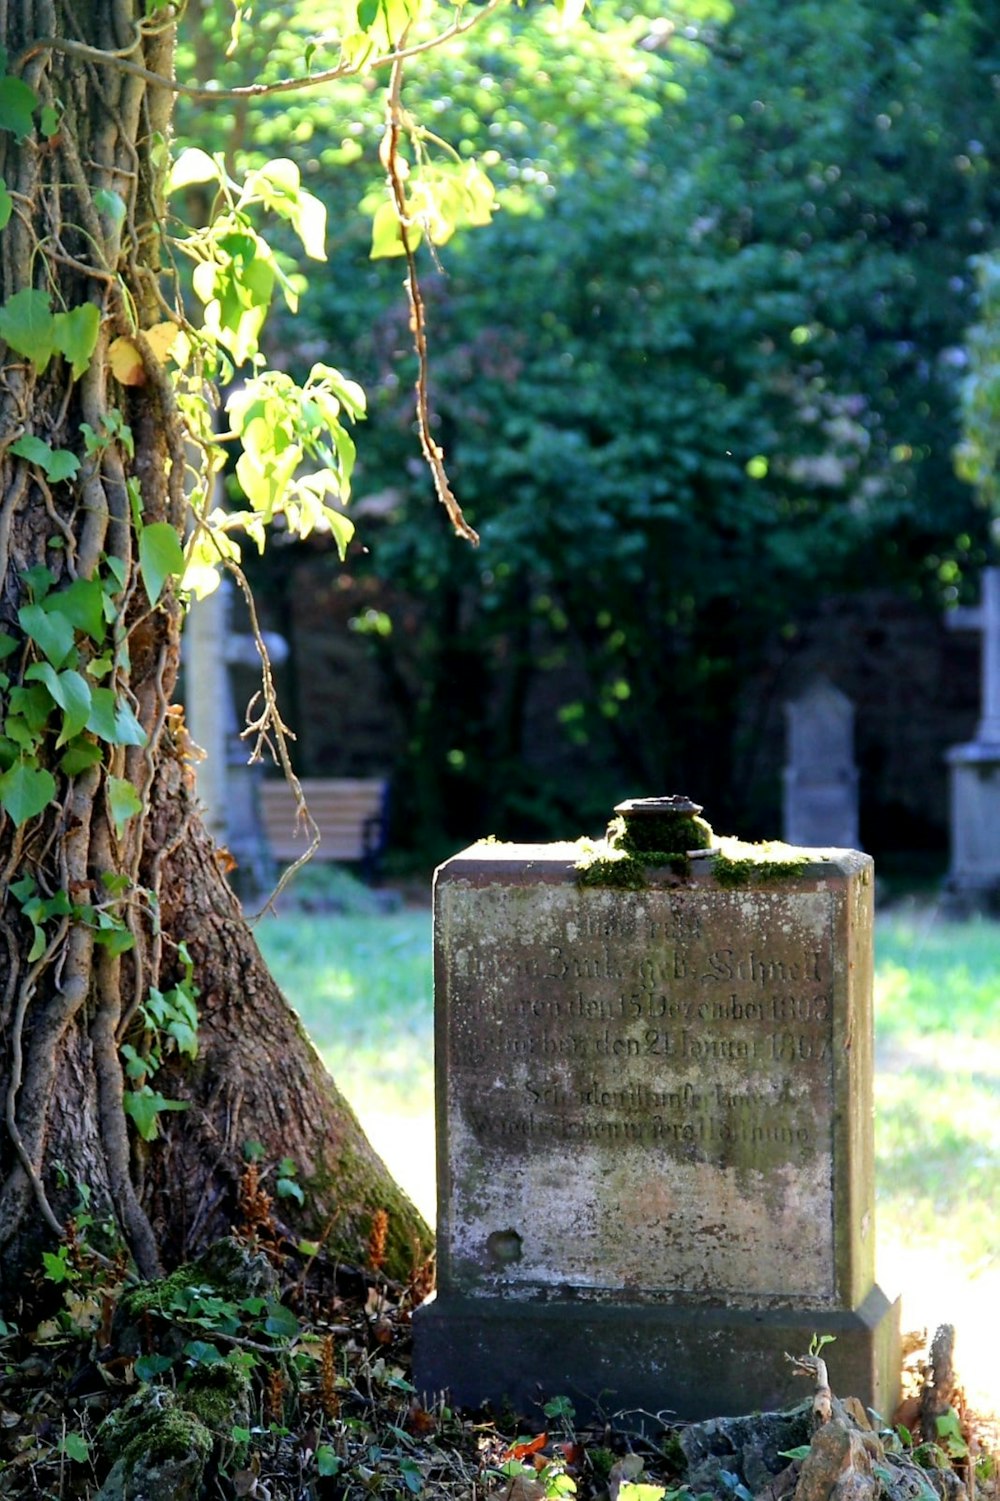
<box><xmin>873</xmin><ymin>905</ymin><xmax>1000</xmax><ymax>1267</ymax></box>
<box><xmin>256</xmin><ymin>910</ymin><xmax>436</xmax><ymax>1219</ymax></box>
<box><xmin>257</xmin><ymin>901</ymin><xmax>1000</xmax><ymax>1268</ymax></box>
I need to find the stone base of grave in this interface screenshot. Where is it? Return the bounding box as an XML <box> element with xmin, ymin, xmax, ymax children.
<box><xmin>944</xmin><ymin>743</ymin><xmax>1000</xmax><ymax>909</ymax></box>
<box><xmin>413</xmin><ymin>1284</ymin><xmax>901</xmax><ymax>1422</ymax></box>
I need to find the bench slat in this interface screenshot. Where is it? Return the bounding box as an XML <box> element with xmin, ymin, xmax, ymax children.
<box><xmin>258</xmin><ymin>778</ymin><xmax>388</xmax><ymax>873</ymax></box>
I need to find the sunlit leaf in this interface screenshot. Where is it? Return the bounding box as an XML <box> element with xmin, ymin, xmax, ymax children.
<box><xmin>293</xmin><ymin>191</ymin><xmax>327</xmax><ymax>260</ymax></box>
<box><xmin>551</xmin><ymin>0</ymin><xmax>588</xmax><ymax>27</ymax></box>
<box><xmin>168</xmin><ymin>147</ymin><xmax>221</xmax><ymax>193</ymax></box>
<box><xmin>370</xmin><ymin>198</ymin><xmax>411</xmax><ymax>259</ymax></box>
<box><xmin>143</xmin><ymin>321</ymin><xmax>181</xmax><ymax>362</ymax></box>
<box><xmin>109</xmin><ymin>335</ymin><xmax>145</xmax><ymax>386</ymax></box>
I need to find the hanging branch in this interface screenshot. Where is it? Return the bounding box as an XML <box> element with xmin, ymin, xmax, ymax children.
<box><xmin>384</xmin><ymin>48</ymin><xmax>479</xmax><ymax>545</ymax></box>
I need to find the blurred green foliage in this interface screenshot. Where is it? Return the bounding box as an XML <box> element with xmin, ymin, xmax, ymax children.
<box><xmin>179</xmin><ymin>0</ymin><xmax>1000</xmax><ymax>857</ymax></box>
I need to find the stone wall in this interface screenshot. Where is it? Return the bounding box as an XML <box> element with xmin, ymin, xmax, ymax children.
<box><xmin>259</xmin><ymin>568</ymin><xmax>977</xmax><ymax>857</ymax></box>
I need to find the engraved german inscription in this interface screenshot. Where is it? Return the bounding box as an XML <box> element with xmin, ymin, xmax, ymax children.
<box><xmin>442</xmin><ymin>879</ymin><xmax>840</xmax><ymax>1302</ymax></box>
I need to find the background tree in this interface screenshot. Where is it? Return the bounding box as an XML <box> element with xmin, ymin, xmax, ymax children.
<box><xmin>234</xmin><ymin>0</ymin><xmax>1000</xmax><ymax>855</ymax></box>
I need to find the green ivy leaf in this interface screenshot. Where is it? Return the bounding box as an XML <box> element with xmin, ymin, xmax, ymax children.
<box><xmin>18</xmin><ymin>601</ymin><xmax>75</xmax><ymax>667</ymax></box>
<box><xmin>0</xmin><ymin>289</ymin><xmax>57</xmax><ymax>371</ymax></box>
<box><xmin>86</xmin><ymin>689</ymin><xmax>146</xmax><ymax>747</ymax></box>
<box><xmin>139</xmin><ymin>522</ymin><xmax>186</xmax><ymax>606</ymax></box>
<box><xmin>38</xmin><ymin>103</ymin><xmax>60</xmax><ymax>139</ymax></box>
<box><xmin>0</xmin><ymin>176</ymin><xmax>11</xmax><ymax>231</ymax></box>
<box><xmin>317</xmin><ymin>1448</ymin><xmax>343</xmax><ymax>1478</ymax></box>
<box><xmin>0</xmin><ymin>632</ymin><xmax>18</xmax><ymax>660</ymax></box>
<box><xmin>54</xmin><ymin>577</ymin><xmax>105</xmax><ymax>641</ymax></box>
<box><xmin>276</xmin><ymin>1177</ymin><xmax>305</xmax><ymax>1204</ymax></box>
<box><xmin>135</xmin><ymin>1353</ymin><xmax>174</xmax><ymax>1380</ymax></box>
<box><xmin>92</xmin><ymin>921</ymin><xmax>135</xmax><ymax>956</ymax></box>
<box><xmin>58</xmin><ymin>1432</ymin><xmax>90</xmax><ymax>1464</ymax></box>
<box><xmin>25</xmin><ymin>662</ymin><xmax>92</xmax><ymax>744</ymax></box>
<box><xmin>0</xmin><ymin>759</ymin><xmax>55</xmax><ymax>826</ymax></box>
<box><xmin>94</xmin><ymin>188</ymin><xmax>127</xmax><ymax>227</ymax></box>
<box><xmin>52</xmin><ymin>303</ymin><xmax>101</xmax><ymax>379</ymax></box>
<box><xmin>123</xmin><ymin>1085</ymin><xmax>188</xmax><ymax>1141</ymax></box>
<box><xmin>41</xmin><ymin>1249</ymin><xmax>75</xmax><ymax>1284</ymax></box>
<box><xmin>58</xmin><ymin>736</ymin><xmax>102</xmax><ymax>776</ymax></box>
<box><xmin>22</xmin><ymin>564</ymin><xmax>54</xmax><ymax>599</ymax></box>
<box><xmin>183</xmin><ymin>1339</ymin><xmax>225</xmax><ymax>1366</ymax></box>
<box><xmin>263</xmin><ymin>1299</ymin><xmax>299</xmax><ymax>1340</ymax></box>
<box><xmin>0</xmin><ymin>76</ymin><xmax>37</xmax><ymax>141</ymax></box>
<box><xmin>107</xmin><ymin>775</ymin><xmax>142</xmax><ymax>834</ymax></box>
<box><xmin>114</xmin><ymin>698</ymin><xmax>147</xmax><ymax>747</ymax></box>
<box><xmin>86</xmin><ymin>687</ymin><xmax>119</xmax><ymax>742</ymax></box>
<box><xmin>10</xmin><ymin>434</ymin><xmax>81</xmax><ymax>485</ymax></box>
<box><xmin>9</xmin><ymin>683</ymin><xmax>53</xmax><ymax>734</ymax></box>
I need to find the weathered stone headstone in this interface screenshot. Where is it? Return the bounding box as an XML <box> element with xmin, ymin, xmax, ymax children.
<box><xmin>945</xmin><ymin>567</ymin><xmax>1000</xmax><ymax>903</ymax></box>
<box><xmin>782</xmin><ymin>676</ymin><xmax>860</xmax><ymax>849</ymax></box>
<box><xmin>414</xmin><ymin>806</ymin><xmax>899</xmax><ymax>1419</ymax></box>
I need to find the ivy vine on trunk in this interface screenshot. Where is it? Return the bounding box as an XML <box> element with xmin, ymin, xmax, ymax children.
<box><xmin>0</xmin><ymin>1</ymin><xmax>434</xmax><ymax>1317</ymax></box>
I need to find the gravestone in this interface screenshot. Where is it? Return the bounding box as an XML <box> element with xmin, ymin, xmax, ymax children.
<box><xmin>184</xmin><ymin>578</ymin><xmax>288</xmax><ymax>893</ymax></box>
<box><xmin>782</xmin><ymin>676</ymin><xmax>860</xmax><ymax>849</ymax></box>
<box><xmin>945</xmin><ymin>567</ymin><xmax>1000</xmax><ymax>902</ymax></box>
<box><xmin>414</xmin><ymin>806</ymin><xmax>899</xmax><ymax>1419</ymax></box>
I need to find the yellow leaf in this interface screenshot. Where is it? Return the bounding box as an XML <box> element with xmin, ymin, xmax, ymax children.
<box><xmin>109</xmin><ymin>336</ymin><xmax>145</xmax><ymax>387</ymax></box>
<box><xmin>142</xmin><ymin>321</ymin><xmax>181</xmax><ymax>363</ymax></box>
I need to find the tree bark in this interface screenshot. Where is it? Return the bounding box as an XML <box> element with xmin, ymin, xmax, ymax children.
<box><xmin>0</xmin><ymin>1</ymin><xmax>427</xmax><ymax>1318</ymax></box>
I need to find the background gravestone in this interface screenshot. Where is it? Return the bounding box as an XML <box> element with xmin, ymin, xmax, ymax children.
<box><xmin>782</xmin><ymin>676</ymin><xmax>860</xmax><ymax>850</ymax></box>
<box><xmin>945</xmin><ymin>567</ymin><xmax>1000</xmax><ymax>905</ymax></box>
<box><xmin>415</xmin><ymin>822</ymin><xmax>899</xmax><ymax>1419</ymax></box>
<box><xmin>184</xmin><ymin>578</ymin><xmax>287</xmax><ymax>894</ymax></box>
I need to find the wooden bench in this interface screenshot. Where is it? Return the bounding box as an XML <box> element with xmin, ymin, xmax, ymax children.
<box><xmin>257</xmin><ymin>777</ymin><xmax>390</xmax><ymax>883</ymax></box>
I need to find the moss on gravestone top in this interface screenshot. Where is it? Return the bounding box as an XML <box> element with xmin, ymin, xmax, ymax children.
<box><xmin>711</xmin><ymin>835</ymin><xmax>811</xmax><ymax>888</ymax></box>
<box><xmin>573</xmin><ymin>797</ymin><xmax>817</xmax><ymax>890</ymax></box>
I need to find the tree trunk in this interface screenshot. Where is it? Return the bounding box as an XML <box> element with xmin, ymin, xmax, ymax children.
<box><xmin>0</xmin><ymin>2</ymin><xmax>427</xmax><ymax>1318</ymax></box>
